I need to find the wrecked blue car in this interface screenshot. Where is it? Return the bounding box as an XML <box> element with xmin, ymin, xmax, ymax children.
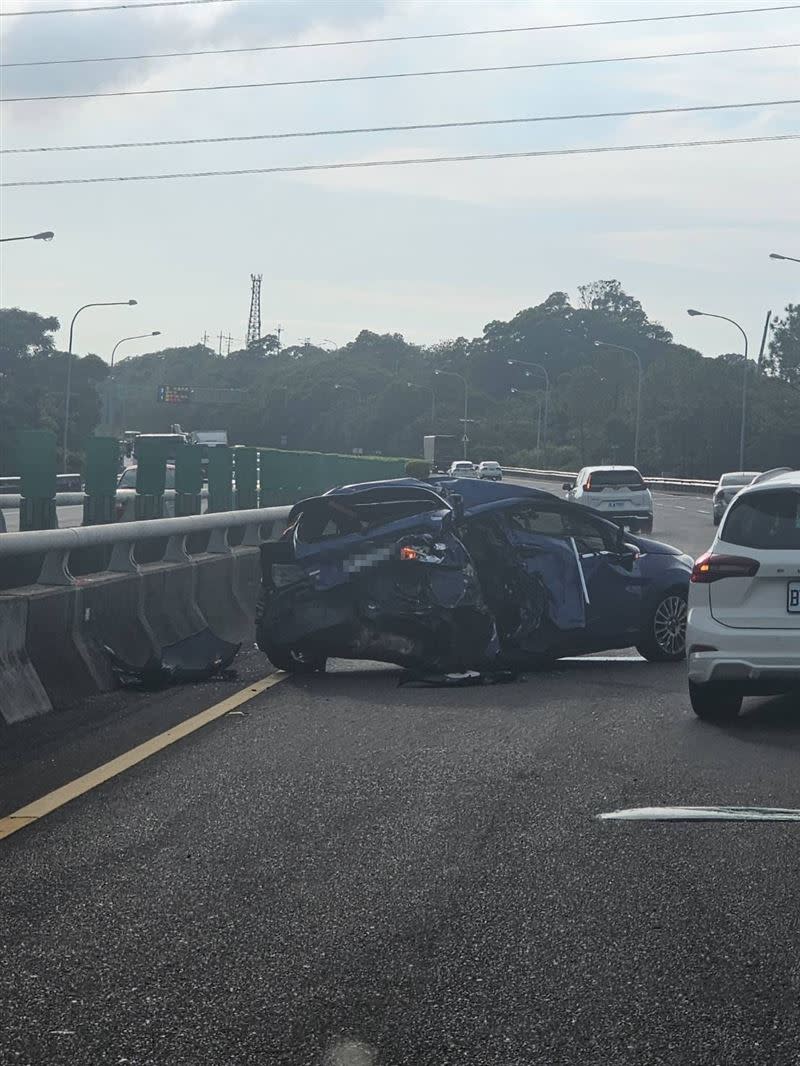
<box><xmin>256</xmin><ymin>477</ymin><xmax>692</xmax><ymax>674</ymax></box>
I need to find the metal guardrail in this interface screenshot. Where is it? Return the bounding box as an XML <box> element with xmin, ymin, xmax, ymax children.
<box><xmin>0</xmin><ymin>505</ymin><xmax>292</xmax><ymax>587</ymax></box>
<box><xmin>503</xmin><ymin>467</ymin><xmax>717</xmax><ymax>494</ymax></box>
<box><xmin>0</xmin><ymin>488</ymin><xmax>211</xmax><ymax>510</ymax></box>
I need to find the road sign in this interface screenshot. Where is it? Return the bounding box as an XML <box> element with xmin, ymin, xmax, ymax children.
<box><xmin>157</xmin><ymin>385</ymin><xmax>194</xmax><ymax>404</ymax></box>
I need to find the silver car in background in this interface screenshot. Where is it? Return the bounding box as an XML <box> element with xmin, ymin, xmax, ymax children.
<box><xmin>712</xmin><ymin>471</ymin><xmax>761</xmax><ymax>525</ymax></box>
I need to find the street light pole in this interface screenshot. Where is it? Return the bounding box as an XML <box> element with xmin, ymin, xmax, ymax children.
<box><xmin>592</xmin><ymin>341</ymin><xmax>643</xmax><ymax>466</ymax></box>
<box><xmin>407</xmin><ymin>382</ymin><xmax>436</xmax><ymax>431</ymax></box>
<box><xmin>0</xmin><ymin>230</ymin><xmax>54</xmax><ymax>243</ymax></box>
<box><xmin>510</xmin><ymin>388</ymin><xmax>543</xmax><ymax>455</ymax></box>
<box><xmin>63</xmin><ymin>299</ymin><xmax>137</xmax><ymax>472</ymax></box>
<box><xmin>434</xmin><ymin>369</ymin><xmax>469</xmax><ymax>458</ymax></box>
<box><xmin>107</xmin><ymin>330</ymin><xmax>161</xmax><ymax>427</ymax></box>
<box><xmin>110</xmin><ymin>330</ymin><xmax>161</xmax><ymax>369</ymax></box>
<box><xmin>687</xmin><ymin>309</ymin><xmax>750</xmax><ymax>469</ymax></box>
<box><xmin>507</xmin><ymin>359</ymin><xmax>550</xmax><ymax>458</ymax></box>
<box><xmin>769</xmin><ymin>252</ymin><xmax>800</xmax><ymax>264</ymax></box>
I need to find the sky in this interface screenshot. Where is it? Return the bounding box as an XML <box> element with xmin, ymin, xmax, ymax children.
<box><xmin>1</xmin><ymin>0</ymin><xmax>798</xmax><ymax>363</ymax></box>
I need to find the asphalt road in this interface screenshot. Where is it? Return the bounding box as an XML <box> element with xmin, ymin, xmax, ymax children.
<box><xmin>1</xmin><ymin>652</ymin><xmax>798</xmax><ymax>1066</ymax></box>
<box><xmin>4</xmin><ymin>476</ymin><xmax>795</xmax><ymax>1066</ymax></box>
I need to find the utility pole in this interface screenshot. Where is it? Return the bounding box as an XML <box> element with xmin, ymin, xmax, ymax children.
<box><xmin>276</xmin><ymin>324</ymin><xmax>283</xmax><ymax>351</ymax></box>
<box><xmin>218</xmin><ymin>331</ymin><xmax>223</xmax><ymax>357</ymax></box>
<box><xmin>202</xmin><ymin>331</ymin><xmax>209</xmax><ymax>347</ymax></box>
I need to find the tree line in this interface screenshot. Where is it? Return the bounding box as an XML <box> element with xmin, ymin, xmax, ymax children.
<box><xmin>1</xmin><ymin>281</ymin><xmax>797</xmax><ymax>478</ymax></box>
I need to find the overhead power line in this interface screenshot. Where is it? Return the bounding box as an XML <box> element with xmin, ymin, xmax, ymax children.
<box><xmin>2</xmin><ymin>4</ymin><xmax>797</xmax><ymax>66</ymax></box>
<box><xmin>3</xmin><ymin>133</ymin><xmax>796</xmax><ymax>188</ymax></box>
<box><xmin>3</xmin><ymin>41</ymin><xmax>796</xmax><ymax>104</ymax></box>
<box><xmin>4</xmin><ymin>99</ymin><xmax>797</xmax><ymax>154</ymax></box>
<box><xmin>0</xmin><ymin>0</ymin><xmax>242</xmax><ymax>15</ymax></box>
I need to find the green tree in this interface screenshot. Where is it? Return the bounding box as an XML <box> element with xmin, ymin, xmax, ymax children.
<box><xmin>765</xmin><ymin>304</ymin><xmax>800</xmax><ymax>388</ymax></box>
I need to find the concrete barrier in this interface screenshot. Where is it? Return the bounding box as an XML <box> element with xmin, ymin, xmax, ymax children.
<box><xmin>0</xmin><ymin>597</ymin><xmax>52</xmax><ymax>725</ymax></box>
<box><xmin>24</xmin><ymin>582</ymin><xmax>116</xmax><ymax>708</ymax></box>
<box><xmin>0</xmin><ymin>504</ymin><xmax>289</xmax><ymax>719</ymax></box>
<box><xmin>194</xmin><ymin>551</ymin><xmax>255</xmax><ymax>646</ymax></box>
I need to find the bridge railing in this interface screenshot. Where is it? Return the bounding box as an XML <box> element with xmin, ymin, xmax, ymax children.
<box><xmin>0</xmin><ymin>504</ymin><xmax>293</xmax><ymax>588</ymax></box>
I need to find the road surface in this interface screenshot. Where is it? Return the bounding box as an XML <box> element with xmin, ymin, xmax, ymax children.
<box><xmin>4</xmin><ymin>481</ymin><xmax>793</xmax><ymax>1066</ymax></box>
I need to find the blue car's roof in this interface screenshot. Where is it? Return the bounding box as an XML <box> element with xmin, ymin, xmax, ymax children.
<box><xmin>325</xmin><ymin>476</ymin><xmax>556</xmax><ymax>513</ymax></box>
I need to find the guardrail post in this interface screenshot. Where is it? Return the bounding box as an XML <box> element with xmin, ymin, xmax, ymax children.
<box><xmin>175</xmin><ymin>441</ymin><xmax>203</xmax><ymax>517</ymax></box>
<box><xmin>134</xmin><ymin>436</ymin><xmax>166</xmax><ymax>520</ymax></box>
<box><xmin>234</xmin><ymin>447</ymin><xmax>258</xmax><ymax>510</ymax></box>
<box><xmin>83</xmin><ymin>436</ymin><xmax>119</xmax><ymax>525</ymax></box>
<box><xmin>207</xmin><ymin>445</ymin><xmax>233</xmax><ymax>513</ymax></box>
<box><xmin>18</xmin><ymin>429</ymin><xmax>58</xmax><ymax>531</ymax></box>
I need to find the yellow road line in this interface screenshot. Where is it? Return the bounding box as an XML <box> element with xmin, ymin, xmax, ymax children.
<box><xmin>0</xmin><ymin>672</ymin><xmax>287</xmax><ymax>841</ymax></box>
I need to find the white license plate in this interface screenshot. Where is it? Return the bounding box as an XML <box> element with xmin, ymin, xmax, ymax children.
<box><xmin>788</xmin><ymin>581</ymin><xmax>800</xmax><ymax>613</ymax></box>
<box><xmin>606</xmin><ymin>502</ymin><xmax>625</xmax><ymax>509</ymax></box>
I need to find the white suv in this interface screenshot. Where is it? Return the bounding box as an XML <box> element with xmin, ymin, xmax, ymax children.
<box><xmin>563</xmin><ymin>466</ymin><xmax>654</xmax><ymax>533</ymax></box>
<box><xmin>687</xmin><ymin>470</ymin><xmax>800</xmax><ymax>721</ymax></box>
<box><xmin>447</xmin><ymin>461</ymin><xmax>477</xmax><ymax>478</ymax></box>
<box><xmin>477</xmin><ymin>461</ymin><xmax>502</xmax><ymax>481</ymax></box>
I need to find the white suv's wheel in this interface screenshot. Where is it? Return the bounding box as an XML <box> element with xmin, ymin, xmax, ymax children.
<box><xmin>689</xmin><ymin>681</ymin><xmax>743</xmax><ymax>722</ymax></box>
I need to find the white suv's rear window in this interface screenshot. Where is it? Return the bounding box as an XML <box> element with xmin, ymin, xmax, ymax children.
<box><xmin>722</xmin><ymin>490</ymin><xmax>800</xmax><ymax>550</ymax></box>
<box><xmin>588</xmin><ymin>470</ymin><xmax>645</xmax><ymax>489</ymax></box>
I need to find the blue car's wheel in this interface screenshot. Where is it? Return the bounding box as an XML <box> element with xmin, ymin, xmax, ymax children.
<box><xmin>636</xmin><ymin>590</ymin><xmax>687</xmax><ymax>662</ymax></box>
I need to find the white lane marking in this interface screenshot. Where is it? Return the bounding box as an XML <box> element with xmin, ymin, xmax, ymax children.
<box><xmin>598</xmin><ymin>806</ymin><xmax>800</xmax><ymax>822</ymax></box>
<box><xmin>674</xmin><ymin>505</ymin><xmax>687</xmax><ymax>510</ymax></box>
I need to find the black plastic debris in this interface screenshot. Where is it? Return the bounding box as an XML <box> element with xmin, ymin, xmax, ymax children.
<box><xmin>105</xmin><ymin>628</ymin><xmax>240</xmax><ymax>689</ymax></box>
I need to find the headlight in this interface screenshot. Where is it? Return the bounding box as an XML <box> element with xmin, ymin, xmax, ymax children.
<box><xmin>399</xmin><ymin>541</ymin><xmax>446</xmax><ymax>564</ymax></box>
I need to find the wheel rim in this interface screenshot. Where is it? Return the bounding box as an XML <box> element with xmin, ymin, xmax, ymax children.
<box><xmin>653</xmin><ymin>595</ymin><xmax>687</xmax><ymax>656</ymax></box>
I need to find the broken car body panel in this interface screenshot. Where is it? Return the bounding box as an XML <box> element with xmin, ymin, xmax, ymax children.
<box><xmin>256</xmin><ymin>478</ymin><xmax>692</xmax><ymax>671</ymax></box>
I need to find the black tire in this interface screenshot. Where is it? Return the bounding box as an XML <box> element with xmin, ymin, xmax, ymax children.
<box><xmin>636</xmin><ymin>589</ymin><xmax>687</xmax><ymax>662</ymax></box>
<box><xmin>639</xmin><ymin>519</ymin><xmax>653</xmax><ymax>535</ymax></box>
<box><xmin>712</xmin><ymin>514</ymin><xmax>721</xmax><ymax>527</ymax></box>
<box><xmin>689</xmin><ymin>680</ymin><xmax>743</xmax><ymax>722</ymax></box>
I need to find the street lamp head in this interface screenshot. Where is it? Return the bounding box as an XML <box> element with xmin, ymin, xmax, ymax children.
<box><xmin>769</xmin><ymin>253</ymin><xmax>785</xmax><ymax>260</ymax></box>
<box><xmin>506</xmin><ymin>360</ymin><xmax>516</xmax><ymax>366</ymax></box>
<box><xmin>510</xmin><ymin>388</ymin><xmax>520</xmax><ymax>394</ymax></box>
<box><xmin>33</xmin><ymin>231</ymin><xmax>54</xmax><ymax>241</ymax></box>
<box><xmin>334</xmin><ymin>384</ymin><xmax>343</xmax><ymax>390</ymax></box>
<box><xmin>434</xmin><ymin>370</ymin><xmax>442</xmax><ymax>376</ymax></box>
<box><xmin>151</xmin><ymin>331</ymin><xmax>161</xmax><ymax>336</ymax></box>
<box><xmin>686</xmin><ymin>308</ymin><xmax>703</xmax><ymax>317</ymax></box>
<box><xmin>127</xmin><ymin>299</ymin><xmax>138</xmax><ymax>306</ymax></box>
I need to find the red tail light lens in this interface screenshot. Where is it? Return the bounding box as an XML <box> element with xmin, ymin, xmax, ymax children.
<box><xmin>691</xmin><ymin>551</ymin><xmax>760</xmax><ymax>583</ymax></box>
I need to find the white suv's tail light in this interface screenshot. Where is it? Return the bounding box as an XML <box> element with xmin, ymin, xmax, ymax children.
<box><xmin>691</xmin><ymin>551</ymin><xmax>760</xmax><ymax>584</ymax></box>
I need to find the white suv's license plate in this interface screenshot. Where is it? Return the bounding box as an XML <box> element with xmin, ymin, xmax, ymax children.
<box><xmin>606</xmin><ymin>502</ymin><xmax>626</xmax><ymax>509</ymax></box>
<box><xmin>788</xmin><ymin>581</ymin><xmax>800</xmax><ymax>613</ymax></box>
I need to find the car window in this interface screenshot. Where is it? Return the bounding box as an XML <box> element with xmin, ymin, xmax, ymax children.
<box><xmin>721</xmin><ymin>489</ymin><xmax>800</xmax><ymax>550</ymax></box>
<box><xmin>720</xmin><ymin>473</ymin><xmax>755</xmax><ymax>487</ymax></box>
<box><xmin>118</xmin><ymin>466</ymin><xmax>176</xmax><ymax>490</ymax></box>
<box><xmin>508</xmin><ymin>506</ymin><xmax>616</xmax><ymax>554</ymax></box>
<box><xmin>560</xmin><ymin>510</ymin><xmax>618</xmax><ymax>554</ymax></box>
<box><xmin>587</xmin><ymin>469</ymin><xmax>646</xmax><ymax>489</ymax></box>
